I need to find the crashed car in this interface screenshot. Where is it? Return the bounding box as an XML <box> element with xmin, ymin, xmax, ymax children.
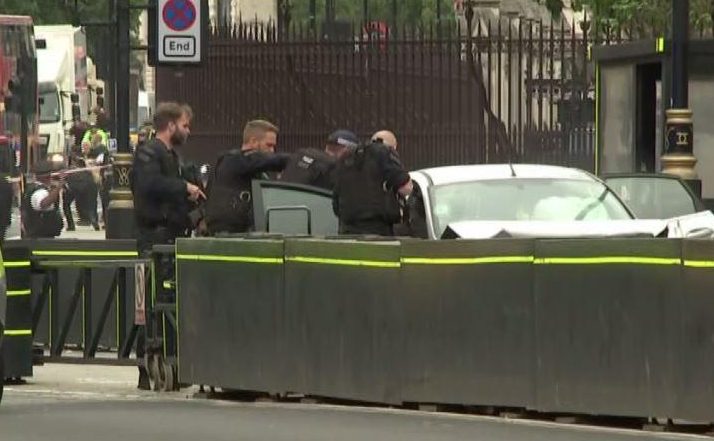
<box><xmin>251</xmin><ymin>164</ymin><xmax>714</xmax><ymax>240</ymax></box>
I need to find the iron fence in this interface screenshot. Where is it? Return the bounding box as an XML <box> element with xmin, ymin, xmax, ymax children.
<box><xmin>157</xmin><ymin>18</ymin><xmax>604</xmax><ymax>171</ymax></box>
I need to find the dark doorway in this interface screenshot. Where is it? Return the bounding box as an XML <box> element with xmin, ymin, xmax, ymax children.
<box><xmin>635</xmin><ymin>63</ymin><xmax>662</xmax><ymax>173</ymax></box>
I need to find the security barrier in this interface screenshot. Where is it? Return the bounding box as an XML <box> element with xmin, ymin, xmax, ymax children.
<box><xmin>1</xmin><ymin>244</ymin><xmax>32</xmax><ymax>379</ymax></box>
<box><xmin>176</xmin><ymin>236</ymin><xmax>714</xmax><ymax>422</ymax></box>
<box><xmin>146</xmin><ymin>244</ymin><xmax>180</xmax><ymax>391</ymax></box>
<box><xmin>2</xmin><ymin>239</ymin><xmax>146</xmax><ymax>367</ymax></box>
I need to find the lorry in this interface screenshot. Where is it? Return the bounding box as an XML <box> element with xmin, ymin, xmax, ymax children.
<box><xmin>34</xmin><ymin>25</ymin><xmax>104</xmax><ymax>166</ymax></box>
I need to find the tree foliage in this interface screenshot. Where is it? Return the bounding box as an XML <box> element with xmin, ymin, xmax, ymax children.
<box><xmin>543</xmin><ymin>0</ymin><xmax>714</xmax><ymax>35</ymax></box>
<box><xmin>1</xmin><ymin>0</ymin><xmax>147</xmax><ymax>84</ymax></box>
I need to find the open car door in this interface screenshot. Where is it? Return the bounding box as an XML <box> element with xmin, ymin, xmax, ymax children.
<box><xmin>251</xmin><ymin>180</ymin><xmax>338</xmax><ymax>236</ymax></box>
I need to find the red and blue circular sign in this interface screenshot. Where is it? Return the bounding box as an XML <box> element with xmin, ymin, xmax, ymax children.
<box><xmin>162</xmin><ymin>0</ymin><xmax>197</xmax><ymax>32</ymax></box>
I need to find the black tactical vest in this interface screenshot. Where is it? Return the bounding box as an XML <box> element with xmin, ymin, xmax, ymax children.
<box><xmin>281</xmin><ymin>148</ymin><xmax>336</xmax><ymax>190</ymax></box>
<box><xmin>205</xmin><ymin>150</ymin><xmax>255</xmax><ymax>234</ymax></box>
<box><xmin>334</xmin><ymin>143</ymin><xmax>400</xmax><ymax>225</ymax></box>
<box><xmin>21</xmin><ymin>182</ymin><xmax>63</xmax><ymax>238</ymax></box>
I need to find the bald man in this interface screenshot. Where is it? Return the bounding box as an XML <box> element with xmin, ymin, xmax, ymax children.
<box><xmin>371</xmin><ymin>130</ymin><xmax>398</xmax><ymax>150</ymax></box>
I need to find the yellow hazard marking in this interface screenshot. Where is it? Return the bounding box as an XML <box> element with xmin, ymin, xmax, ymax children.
<box><xmin>4</xmin><ymin>329</ymin><xmax>31</xmax><ymax>336</ymax></box>
<box><xmin>285</xmin><ymin>256</ymin><xmax>400</xmax><ymax>268</ymax></box>
<box><xmin>534</xmin><ymin>256</ymin><xmax>680</xmax><ymax>265</ymax></box>
<box><xmin>401</xmin><ymin>256</ymin><xmax>534</xmax><ymax>265</ymax></box>
<box><xmin>4</xmin><ymin>261</ymin><xmax>31</xmax><ymax>268</ymax></box>
<box><xmin>7</xmin><ymin>289</ymin><xmax>31</xmax><ymax>297</ymax></box>
<box><xmin>176</xmin><ymin>254</ymin><xmax>283</xmax><ymax>264</ymax></box>
<box><xmin>32</xmin><ymin>250</ymin><xmax>139</xmax><ymax>257</ymax></box>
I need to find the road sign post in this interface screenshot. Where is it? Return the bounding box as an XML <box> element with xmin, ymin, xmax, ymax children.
<box><xmin>151</xmin><ymin>0</ymin><xmax>208</xmax><ymax>66</ymax></box>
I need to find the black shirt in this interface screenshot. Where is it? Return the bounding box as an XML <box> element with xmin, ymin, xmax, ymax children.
<box><xmin>131</xmin><ymin>139</ymin><xmax>189</xmax><ymax>232</ymax></box>
<box><xmin>280</xmin><ymin>148</ymin><xmax>337</xmax><ymax>190</ymax></box>
<box><xmin>205</xmin><ymin>149</ymin><xmax>290</xmax><ymax>234</ymax></box>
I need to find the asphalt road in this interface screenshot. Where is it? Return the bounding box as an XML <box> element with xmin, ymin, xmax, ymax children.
<box><xmin>0</xmin><ymin>365</ymin><xmax>710</xmax><ymax>441</ymax></box>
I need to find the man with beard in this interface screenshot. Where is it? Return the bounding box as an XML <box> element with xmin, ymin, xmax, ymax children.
<box><xmin>130</xmin><ymin>102</ymin><xmax>205</xmax><ymax>389</ymax></box>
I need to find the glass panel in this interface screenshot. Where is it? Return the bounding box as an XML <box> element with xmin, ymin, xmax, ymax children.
<box><xmin>690</xmin><ymin>77</ymin><xmax>714</xmax><ymax>199</ymax></box>
<box><xmin>606</xmin><ymin>177</ymin><xmax>697</xmax><ymax>219</ymax></box>
<box><xmin>39</xmin><ymin>91</ymin><xmax>61</xmax><ymax>123</ymax></box>
<box><xmin>430</xmin><ymin>178</ymin><xmax>632</xmax><ymax>237</ymax></box>
<box><xmin>600</xmin><ymin>64</ymin><xmax>635</xmax><ymax>173</ymax></box>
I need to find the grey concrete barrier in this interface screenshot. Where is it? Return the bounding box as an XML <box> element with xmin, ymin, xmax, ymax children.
<box><xmin>283</xmin><ymin>238</ymin><xmax>402</xmax><ymax>404</ymax></box>
<box><xmin>533</xmin><ymin>238</ymin><xmax>682</xmax><ymax>418</ymax></box>
<box><xmin>399</xmin><ymin>239</ymin><xmax>535</xmax><ymax>408</ymax></box>
<box><xmin>175</xmin><ymin>237</ymin><xmax>714</xmax><ymax>422</ymax></box>
<box><xmin>176</xmin><ymin>237</ymin><xmax>287</xmax><ymax>392</ymax></box>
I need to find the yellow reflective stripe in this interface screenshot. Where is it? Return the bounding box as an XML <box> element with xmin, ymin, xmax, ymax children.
<box><xmin>657</xmin><ymin>37</ymin><xmax>665</xmax><ymax>53</ymax></box>
<box><xmin>7</xmin><ymin>289</ymin><xmax>31</xmax><ymax>297</ymax></box>
<box><xmin>402</xmin><ymin>256</ymin><xmax>534</xmax><ymax>265</ymax></box>
<box><xmin>176</xmin><ymin>254</ymin><xmax>283</xmax><ymax>264</ymax></box>
<box><xmin>4</xmin><ymin>329</ymin><xmax>31</xmax><ymax>336</ymax></box>
<box><xmin>286</xmin><ymin>256</ymin><xmax>400</xmax><ymax>268</ymax></box>
<box><xmin>683</xmin><ymin>260</ymin><xmax>714</xmax><ymax>268</ymax></box>
<box><xmin>534</xmin><ymin>257</ymin><xmax>680</xmax><ymax>265</ymax></box>
<box><xmin>32</xmin><ymin>250</ymin><xmax>138</xmax><ymax>257</ymax></box>
<box><xmin>4</xmin><ymin>261</ymin><xmax>31</xmax><ymax>268</ymax></box>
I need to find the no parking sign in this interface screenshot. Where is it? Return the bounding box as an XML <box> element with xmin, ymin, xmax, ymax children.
<box><xmin>154</xmin><ymin>0</ymin><xmax>207</xmax><ymax>65</ymax></box>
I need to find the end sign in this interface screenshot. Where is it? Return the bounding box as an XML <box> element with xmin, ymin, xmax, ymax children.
<box><xmin>152</xmin><ymin>0</ymin><xmax>207</xmax><ymax>65</ymax></box>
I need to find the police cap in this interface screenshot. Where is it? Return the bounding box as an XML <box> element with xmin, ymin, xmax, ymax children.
<box><xmin>326</xmin><ymin>130</ymin><xmax>359</xmax><ymax>148</ymax></box>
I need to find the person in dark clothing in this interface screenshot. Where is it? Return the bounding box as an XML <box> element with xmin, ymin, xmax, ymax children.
<box><xmin>280</xmin><ymin>129</ymin><xmax>358</xmax><ymax>190</ymax></box>
<box><xmin>333</xmin><ymin>138</ymin><xmax>413</xmax><ymax>236</ymax></box>
<box><xmin>21</xmin><ymin>161</ymin><xmax>64</xmax><ymax>239</ymax></box>
<box><xmin>131</xmin><ymin>102</ymin><xmax>204</xmax><ymax>389</ymax></box>
<box><xmin>205</xmin><ymin>120</ymin><xmax>289</xmax><ymax>235</ymax></box>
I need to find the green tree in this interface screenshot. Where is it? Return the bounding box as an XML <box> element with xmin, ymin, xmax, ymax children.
<box><xmin>2</xmin><ymin>0</ymin><xmax>147</xmax><ymax>86</ymax></box>
<box><xmin>543</xmin><ymin>0</ymin><xmax>714</xmax><ymax>36</ymax></box>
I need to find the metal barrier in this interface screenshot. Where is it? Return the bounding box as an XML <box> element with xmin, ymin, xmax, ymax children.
<box><xmin>145</xmin><ymin>244</ymin><xmax>179</xmax><ymax>391</ymax></box>
<box><xmin>2</xmin><ymin>239</ymin><xmax>146</xmax><ymax>367</ymax></box>
<box><xmin>175</xmin><ymin>236</ymin><xmax>714</xmax><ymax>422</ymax></box>
<box><xmin>1</xmin><ymin>243</ymin><xmax>32</xmax><ymax>379</ymax></box>
<box><xmin>34</xmin><ymin>258</ymin><xmax>147</xmax><ymax>363</ymax></box>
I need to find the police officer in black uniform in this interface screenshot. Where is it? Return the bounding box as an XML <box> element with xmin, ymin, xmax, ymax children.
<box><xmin>21</xmin><ymin>160</ymin><xmax>64</xmax><ymax>239</ymax></box>
<box><xmin>333</xmin><ymin>135</ymin><xmax>413</xmax><ymax>236</ymax></box>
<box><xmin>131</xmin><ymin>102</ymin><xmax>204</xmax><ymax>389</ymax></box>
<box><xmin>280</xmin><ymin>129</ymin><xmax>358</xmax><ymax>190</ymax></box>
<box><xmin>205</xmin><ymin>120</ymin><xmax>289</xmax><ymax>235</ymax></box>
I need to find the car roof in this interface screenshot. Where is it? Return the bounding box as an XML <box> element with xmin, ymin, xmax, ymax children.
<box><xmin>412</xmin><ymin>164</ymin><xmax>598</xmax><ymax>186</ymax></box>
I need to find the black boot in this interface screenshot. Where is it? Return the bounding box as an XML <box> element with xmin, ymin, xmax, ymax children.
<box><xmin>138</xmin><ymin>366</ymin><xmax>151</xmax><ymax>390</ymax></box>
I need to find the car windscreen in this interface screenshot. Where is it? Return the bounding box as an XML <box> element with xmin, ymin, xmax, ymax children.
<box><xmin>39</xmin><ymin>90</ymin><xmax>61</xmax><ymax>124</ymax></box>
<box><xmin>430</xmin><ymin>178</ymin><xmax>633</xmax><ymax>236</ymax></box>
<box><xmin>605</xmin><ymin>177</ymin><xmax>698</xmax><ymax>219</ymax></box>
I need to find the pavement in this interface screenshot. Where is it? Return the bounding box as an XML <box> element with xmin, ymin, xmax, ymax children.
<box><xmin>1</xmin><ymin>364</ymin><xmax>712</xmax><ymax>441</ymax></box>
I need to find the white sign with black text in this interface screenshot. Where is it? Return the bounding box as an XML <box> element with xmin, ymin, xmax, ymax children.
<box><xmin>157</xmin><ymin>0</ymin><xmax>202</xmax><ymax>63</ymax></box>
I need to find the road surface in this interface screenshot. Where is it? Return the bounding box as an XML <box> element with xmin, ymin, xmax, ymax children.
<box><xmin>0</xmin><ymin>364</ymin><xmax>710</xmax><ymax>441</ymax></box>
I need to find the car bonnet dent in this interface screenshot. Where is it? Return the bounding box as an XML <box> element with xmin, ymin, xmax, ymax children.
<box><xmin>664</xmin><ymin>211</ymin><xmax>714</xmax><ymax>239</ymax></box>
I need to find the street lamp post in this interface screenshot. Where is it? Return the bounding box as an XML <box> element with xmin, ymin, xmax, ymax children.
<box><xmin>106</xmin><ymin>0</ymin><xmax>136</xmax><ymax>239</ymax></box>
<box><xmin>661</xmin><ymin>0</ymin><xmax>701</xmax><ymax>197</ymax></box>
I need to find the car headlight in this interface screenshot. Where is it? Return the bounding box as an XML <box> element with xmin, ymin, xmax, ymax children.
<box><xmin>50</xmin><ymin>154</ymin><xmax>64</xmax><ymax>163</ymax></box>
